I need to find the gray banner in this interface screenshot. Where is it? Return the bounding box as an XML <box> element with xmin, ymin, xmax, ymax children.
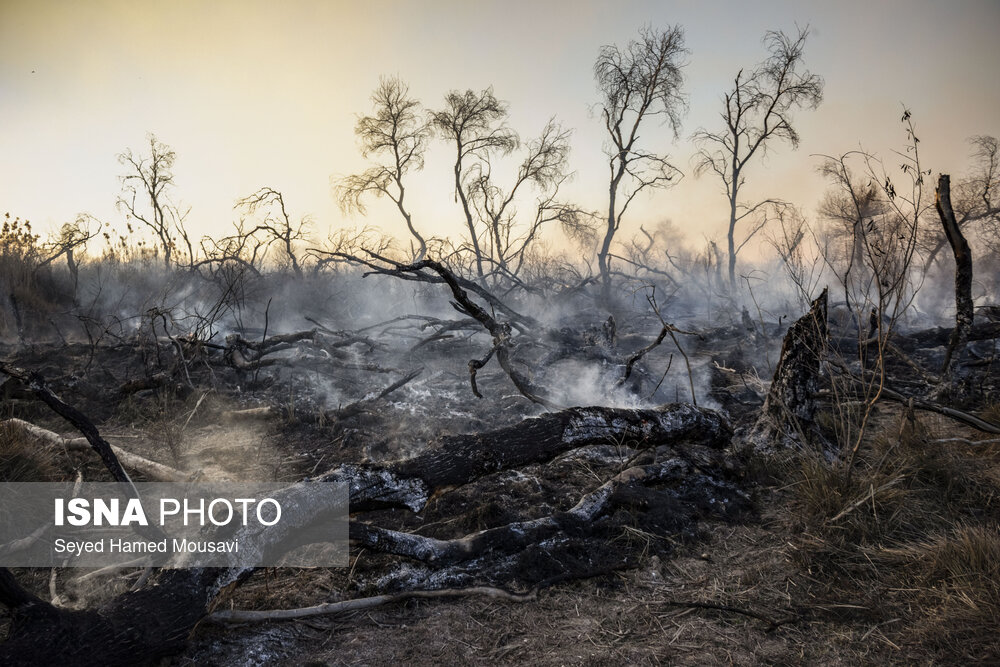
<box><xmin>0</xmin><ymin>482</ymin><xmax>348</xmax><ymax>567</ymax></box>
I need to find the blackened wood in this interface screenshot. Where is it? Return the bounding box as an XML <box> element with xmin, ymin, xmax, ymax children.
<box><xmin>936</xmin><ymin>174</ymin><xmax>975</xmax><ymax>380</ymax></box>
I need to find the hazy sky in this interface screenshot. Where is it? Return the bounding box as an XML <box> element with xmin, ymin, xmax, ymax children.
<box><xmin>2</xmin><ymin>0</ymin><xmax>998</xmax><ymax>252</ymax></box>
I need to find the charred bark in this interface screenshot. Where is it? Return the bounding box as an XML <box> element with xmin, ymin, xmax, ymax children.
<box><xmin>746</xmin><ymin>288</ymin><xmax>829</xmax><ymax>453</ymax></box>
<box><xmin>0</xmin><ymin>567</ymin><xmax>249</xmax><ymax>667</ymax></box>
<box><xmin>349</xmin><ymin>458</ymin><xmax>748</xmax><ymax>571</ymax></box>
<box><xmin>0</xmin><ymin>362</ymin><xmax>135</xmax><ymax>485</ymax></box>
<box><xmin>936</xmin><ymin>174</ymin><xmax>975</xmax><ymax>383</ymax></box>
<box><xmin>386</xmin><ymin>259</ymin><xmax>557</xmax><ymax>407</ymax></box>
<box><xmin>330</xmin><ymin>403</ymin><xmax>732</xmax><ymax>513</ymax></box>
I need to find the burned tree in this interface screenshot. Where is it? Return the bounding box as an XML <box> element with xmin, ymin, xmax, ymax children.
<box><xmin>593</xmin><ymin>25</ymin><xmax>688</xmax><ymax>303</ymax></box>
<box><xmin>921</xmin><ymin>135</ymin><xmax>999</xmax><ymax>271</ymax></box>
<box><xmin>116</xmin><ymin>135</ymin><xmax>192</xmax><ymax>268</ymax></box>
<box><xmin>34</xmin><ymin>215</ymin><xmax>99</xmax><ymax>294</ymax></box>
<box><xmin>935</xmin><ymin>174</ymin><xmax>974</xmax><ymax>383</ymax></box>
<box><xmin>746</xmin><ymin>288</ymin><xmax>828</xmax><ymax>453</ymax></box>
<box><xmin>337</xmin><ymin>77</ymin><xmax>431</xmax><ymax>260</ymax></box>
<box><xmin>431</xmin><ymin>88</ymin><xmax>518</xmax><ymax>281</ymax></box>
<box><xmin>464</xmin><ymin>119</ymin><xmax>590</xmax><ymax>284</ymax></box>
<box><xmin>816</xmin><ymin>112</ymin><xmax>926</xmax><ymax>468</ymax></box>
<box><xmin>234</xmin><ymin>187</ymin><xmax>308</xmax><ymax>277</ymax></box>
<box><xmin>693</xmin><ymin>27</ymin><xmax>823</xmax><ymax>287</ymax></box>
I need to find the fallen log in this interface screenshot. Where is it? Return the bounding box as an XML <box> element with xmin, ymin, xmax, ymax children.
<box><xmin>326</xmin><ymin>402</ymin><xmax>732</xmax><ymax>513</ymax></box>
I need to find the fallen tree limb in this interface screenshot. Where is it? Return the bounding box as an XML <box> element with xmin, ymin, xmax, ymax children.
<box><xmin>0</xmin><ymin>418</ymin><xmax>187</xmax><ymax>482</ymax></box>
<box><xmin>0</xmin><ymin>391</ymin><xmax>732</xmax><ymax>664</ymax></box>
<box><xmin>413</xmin><ymin>260</ymin><xmax>556</xmax><ymax>407</ymax></box>
<box><xmin>874</xmin><ymin>386</ymin><xmax>1000</xmax><ymax>434</ymax></box>
<box><xmin>0</xmin><ymin>362</ymin><xmax>136</xmax><ymax>486</ymax></box>
<box><xmin>930</xmin><ymin>437</ymin><xmax>1000</xmax><ymax>446</ymax></box>
<box><xmin>822</xmin><ymin>363</ymin><xmax>1000</xmax><ymax>435</ymax></box>
<box><xmin>326</xmin><ymin>367</ymin><xmax>422</xmax><ymax>420</ymax></box>
<box><xmin>655</xmin><ymin>598</ymin><xmax>793</xmax><ymax>632</ymax></box>
<box><xmin>619</xmin><ymin>326</ymin><xmax>668</xmax><ymax>386</ymax></box>
<box><xmin>206</xmin><ymin>586</ymin><xmax>536</xmax><ymax>624</ymax></box>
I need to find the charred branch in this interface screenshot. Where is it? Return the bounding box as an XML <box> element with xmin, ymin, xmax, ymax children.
<box><xmin>385</xmin><ymin>259</ymin><xmax>556</xmax><ymax>407</ymax></box>
<box><xmin>0</xmin><ymin>362</ymin><xmax>135</xmax><ymax>485</ymax></box>
<box><xmin>0</xmin><ymin>402</ymin><xmax>732</xmax><ymax>664</ymax></box>
<box><xmin>349</xmin><ymin>458</ymin><xmax>748</xmax><ymax>569</ymax></box>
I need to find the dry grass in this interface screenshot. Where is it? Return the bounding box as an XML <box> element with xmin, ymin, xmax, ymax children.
<box><xmin>981</xmin><ymin>401</ymin><xmax>1000</xmax><ymax>427</ymax></box>
<box><xmin>780</xmin><ymin>411</ymin><xmax>1000</xmax><ymax>662</ymax></box>
<box><xmin>0</xmin><ymin>420</ymin><xmax>58</xmax><ymax>482</ymax></box>
<box><xmin>877</xmin><ymin>524</ymin><xmax>1000</xmax><ymax>659</ymax></box>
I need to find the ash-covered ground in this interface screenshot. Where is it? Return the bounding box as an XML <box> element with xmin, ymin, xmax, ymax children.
<box><xmin>1</xmin><ymin>262</ymin><xmax>999</xmax><ymax>665</ymax></box>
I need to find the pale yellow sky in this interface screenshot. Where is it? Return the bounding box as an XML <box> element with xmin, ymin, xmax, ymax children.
<box><xmin>1</xmin><ymin>0</ymin><xmax>998</xmax><ymax>253</ymax></box>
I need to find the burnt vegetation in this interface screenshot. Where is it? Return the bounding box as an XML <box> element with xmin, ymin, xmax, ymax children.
<box><xmin>2</xmin><ymin>25</ymin><xmax>1000</xmax><ymax>666</ymax></box>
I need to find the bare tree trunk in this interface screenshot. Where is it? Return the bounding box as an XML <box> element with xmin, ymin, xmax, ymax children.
<box><xmin>936</xmin><ymin>174</ymin><xmax>974</xmax><ymax>382</ymax></box>
<box><xmin>727</xmin><ymin>206</ymin><xmax>738</xmax><ymax>287</ymax></box>
<box><xmin>597</xmin><ymin>176</ymin><xmax>621</xmax><ymax>306</ymax></box>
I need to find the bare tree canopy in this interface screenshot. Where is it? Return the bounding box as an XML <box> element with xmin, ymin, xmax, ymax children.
<box><xmin>234</xmin><ymin>187</ymin><xmax>308</xmax><ymax>277</ymax></box>
<box><xmin>116</xmin><ymin>135</ymin><xmax>192</xmax><ymax>268</ymax></box>
<box><xmin>431</xmin><ymin>87</ymin><xmax>518</xmax><ymax>281</ymax></box>
<box><xmin>693</xmin><ymin>27</ymin><xmax>824</xmax><ymax>286</ymax></box>
<box><xmin>465</xmin><ymin>118</ymin><xmax>591</xmax><ymax>282</ymax></box>
<box><xmin>593</xmin><ymin>25</ymin><xmax>688</xmax><ymax>305</ymax></box>
<box><xmin>336</xmin><ymin>77</ymin><xmax>431</xmax><ymax>260</ymax></box>
<box><xmin>922</xmin><ymin>135</ymin><xmax>1000</xmax><ymax>267</ymax></box>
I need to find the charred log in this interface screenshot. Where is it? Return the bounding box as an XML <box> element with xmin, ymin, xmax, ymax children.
<box><xmin>0</xmin><ymin>567</ymin><xmax>250</xmax><ymax>667</ymax></box>
<box><xmin>325</xmin><ymin>403</ymin><xmax>732</xmax><ymax>513</ymax></box>
<box><xmin>349</xmin><ymin>458</ymin><xmax>748</xmax><ymax>571</ymax></box>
